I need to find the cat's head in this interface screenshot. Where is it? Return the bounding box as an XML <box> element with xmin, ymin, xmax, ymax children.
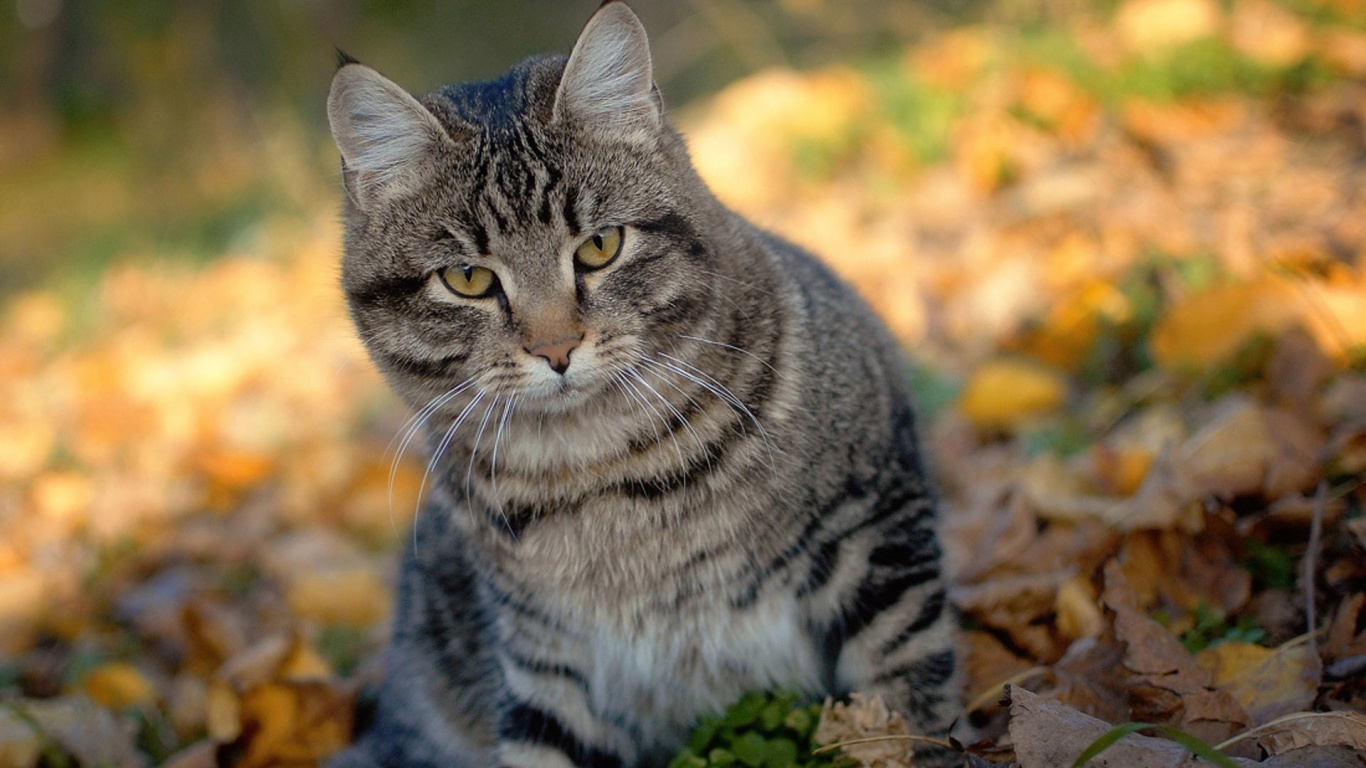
<box><xmin>327</xmin><ymin>2</ymin><xmax>720</xmax><ymax>416</ymax></box>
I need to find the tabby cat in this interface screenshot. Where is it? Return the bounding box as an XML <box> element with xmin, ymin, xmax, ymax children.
<box><xmin>325</xmin><ymin>3</ymin><xmax>959</xmax><ymax>767</ymax></box>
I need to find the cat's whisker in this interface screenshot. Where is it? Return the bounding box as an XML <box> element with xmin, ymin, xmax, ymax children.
<box><xmin>464</xmin><ymin>394</ymin><xmax>502</xmax><ymax>519</ymax></box>
<box><xmin>647</xmin><ymin>355</ymin><xmax>778</xmax><ymax>468</ymax></box>
<box><xmin>421</xmin><ymin>389</ymin><xmax>488</xmax><ymax>545</ymax></box>
<box><xmin>676</xmin><ymin>334</ymin><xmax>785</xmax><ymax>380</ymax></box>
<box><xmin>626</xmin><ymin>367</ymin><xmax>692</xmax><ymax>472</ymax></box>
<box><xmin>489</xmin><ymin>394</ymin><xmax>518</xmax><ymax>537</ymax></box>
<box><xmin>631</xmin><ymin>363</ymin><xmax>711</xmax><ymax>469</ymax></box>
<box><xmin>613</xmin><ymin>369</ymin><xmax>678</xmax><ymax>467</ymax></box>
<box><xmin>389</xmin><ymin>378</ymin><xmax>478</xmax><ymax>536</ymax></box>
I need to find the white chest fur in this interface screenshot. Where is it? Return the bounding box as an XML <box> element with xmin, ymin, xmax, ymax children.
<box><xmin>582</xmin><ymin>590</ymin><xmax>825</xmax><ymax>757</ymax></box>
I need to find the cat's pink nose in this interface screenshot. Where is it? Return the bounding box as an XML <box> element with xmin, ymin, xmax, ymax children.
<box><xmin>524</xmin><ymin>334</ymin><xmax>582</xmax><ymax>375</ymax></box>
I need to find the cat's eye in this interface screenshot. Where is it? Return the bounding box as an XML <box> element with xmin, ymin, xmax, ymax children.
<box><xmin>574</xmin><ymin>226</ymin><xmax>623</xmax><ymax>270</ymax></box>
<box><xmin>438</xmin><ymin>264</ymin><xmax>498</xmax><ymax>298</ymax></box>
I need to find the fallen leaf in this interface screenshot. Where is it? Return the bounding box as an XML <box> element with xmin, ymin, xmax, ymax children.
<box><xmin>79</xmin><ymin>661</ymin><xmax>158</xmax><ymax>710</ymax></box>
<box><xmin>1113</xmin><ymin>0</ymin><xmax>1222</xmax><ymax>53</ymax></box>
<box><xmin>958</xmin><ymin>358</ymin><xmax>1068</xmax><ymax>431</ymax></box>
<box><xmin>1180</xmin><ymin>396</ymin><xmax>1320</xmax><ymax>500</ymax></box>
<box><xmin>1102</xmin><ymin>562</ymin><xmax>1252</xmax><ymax>745</ymax></box>
<box><xmin>1194</xmin><ymin>641</ymin><xmax>1321</xmax><ymax>724</ymax></box>
<box><xmin>1252</xmin><ymin>711</ymin><xmax>1366</xmax><ymax>756</ymax></box>
<box><xmin>235</xmin><ymin>681</ymin><xmax>353</xmax><ymax>768</ymax></box>
<box><xmin>1007</xmin><ymin>685</ymin><xmax>1228</xmax><ymax>768</ymax></box>
<box><xmin>16</xmin><ymin>696</ymin><xmax>147</xmax><ymax>768</ymax></box>
<box><xmin>0</xmin><ymin>707</ymin><xmax>41</xmax><ymax>768</ymax></box>
<box><xmin>286</xmin><ymin>563</ymin><xmax>391</xmax><ymax>626</ymax></box>
<box><xmin>814</xmin><ymin>693</ymin><xmax>914</xmax><ymax>768</ymax></box>
<box><xmin>1055</xmin><ymin>575</ymin><xmax>1105</xmax><ymax>641</ymax></box>
<box><xmin>160</xmin><ymin>741</ymin><xmax>218</xmax><ymax>768</ymax></box>
<box><xmin>1045</xmin><ymin>637</ymin><xmax>1131</xmax><ymax>723</ymax></box>
<box><xmin>1229</xmin><ymin>0</ymin><xmax>1312</xmax><ymax>68</ymax></box>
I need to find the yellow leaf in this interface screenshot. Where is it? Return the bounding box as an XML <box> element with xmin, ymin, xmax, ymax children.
<box><xmin>237</xmin><ymin>682</ymin><xmax>353</xmax><ymax>768</ymax></box>
<box><xmin>280</xmin><ymin>636</ymin><xmax>334</xmax><ymax>682</ymax></box>
<box><xmin>958</xmin><ymin>359</ymin><xmax>1067</xmax><ymax>431</ymax></box>
<box><xmin>287</xmin><ymin>564</ymin><xmax>390</xmax><ymax>626</ymax></box>
<box><xmin>1149</xmin><ymin>279</ymin><xmax>1299</xmax><ymax>371</ymax></box>
<box><xmin>1092</xmin><ymin>443</ymin><xmax>1154</xmax><ymax>497</ymax></box>
<box><xmin>205</xmin><ymin>680</ymin><xmax>241</xmax><ymax>742</ymax></box>
<box><xmin>1195</xmin><ymin>640</ymin><xmax>1321</xmax><ymax>724</ymax></box>
<box><xmin>1114</xmin><ymin>0</ymin><xmax>1221</xmax><ymax>53</ymax></box>
<box><xmin>1055</xmin><ymin>576</ymin><xmax>1104</xmax><ymax>640</ymax></box>
<box><xmin>79</xmin><ymin>662</ymin><xmax>157</xmax><ymax>710</ymax></box>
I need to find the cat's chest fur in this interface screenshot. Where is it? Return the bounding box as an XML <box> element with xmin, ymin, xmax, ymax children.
<box><xmin>589</xmin><ymin>591</ymin><xmax>823</xmax><ymax>756</ymax></box>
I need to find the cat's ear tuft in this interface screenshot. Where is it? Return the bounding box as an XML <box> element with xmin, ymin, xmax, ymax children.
<box><xmin>553</xmin><ymin>2</ymin><xmax>661</xmax><ymax>141</ymax></box>
<box><xmin>327</xmin><ymin>63</ymin><xmax>456</xmax><ymax>210</ymax></box>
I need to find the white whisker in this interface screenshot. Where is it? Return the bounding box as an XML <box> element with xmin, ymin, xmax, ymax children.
<box><xmin>388</xmin><ymin>377</ymin><xmax>477</xmax><ymax>537</ymax></box>
<box><xmin>415</xmin><ymin>388</ymin><xmax>485</xmax><ymax>550</ymax></box>
<box><xmin>627</xmin><ymin>367</ymin><xmax>692</xmax><ymax>471</ymax></box>
<box><xmin>489</xmin><ymin>394</ymin><xmax>518</xmax><ymax>536</ymax></box>
<box><xmin>465</xmin><ymin>394</ymin><xmax>502</xmax><ymax>516</ymax></box>
<box><xmin>678</xmin><ymin>334</ymin><xmax>785</xmax><ymax>380</ymax></box>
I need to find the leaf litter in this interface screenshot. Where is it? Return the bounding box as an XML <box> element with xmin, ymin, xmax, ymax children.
<box><xmin>3</xmin><ymin>0</ymin><xmax>1366</xmax><ymax>765</ymax></box>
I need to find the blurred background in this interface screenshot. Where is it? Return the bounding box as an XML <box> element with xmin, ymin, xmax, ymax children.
<box><xmin>0</xmin><ymin>0</ymin><xmax>994</xmax><ymax>294</ymax></box>
<box><xmin>2</xmin><ymin>0</ymin><xmax>1365</xmax><ymax>765</ymax></box>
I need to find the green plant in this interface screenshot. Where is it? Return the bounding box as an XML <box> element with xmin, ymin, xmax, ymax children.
<box><xmin>670</xmin><ymin>691</ymin><xmax>844</xmax><ymax>768</ymax></box>
<box><xmin>1072</xmin><ymin>721</ymin><xmax>1240</xmax><ymax>767</ymax></box>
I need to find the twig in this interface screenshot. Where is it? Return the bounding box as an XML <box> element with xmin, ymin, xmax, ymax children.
<box><xmin>1302</xmin><ymin>480</ymin><xmax>1326</xmax><ymax>657</ymax></box>
<box><xmin>963</xmin><ymin>666</ymin><xmax>1048</xmax><ymax>714</ymax></box>
<box><xmin>812</xmin><ymin>734</ymin><xmax>958</xmax><ymax>755</ymax></box>
<box><xmin>1213</xmin><ymin>710</ymin><xmax>1366</xmax><ymax>752</ymax></box>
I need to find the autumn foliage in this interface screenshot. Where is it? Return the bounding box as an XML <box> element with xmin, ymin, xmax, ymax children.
<box><xmin>2</xmin><ymin>0</ymin><xmax>1366</xmax><ymax>766</ymax></box>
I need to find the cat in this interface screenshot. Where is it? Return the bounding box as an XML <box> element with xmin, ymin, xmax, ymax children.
<box><xmin>325</xmin><ymin>3</ymin><xmax>959</xmax><ymax>767</ymax></box>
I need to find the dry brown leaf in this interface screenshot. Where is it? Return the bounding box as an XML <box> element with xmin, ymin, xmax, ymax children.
<box><xmin>1022</xmin><ymin>448</ymin><xmax>1196</xmax><ymax>532</ymax></box>
<box><xmin>1323</xmin><ymin>593</ymin><xmax>1366</xmax><ymax>677</ymax></box>
<box><xmin>962</xmin><ymin>630</ymin><xmax>1038</xmax><ymax>716</ymax></box>
<box><xmin>1180</xmin><ymin>396</ymin><xmax>1321</xmax><ymax>500</ymax></box>
<box><xmin>0</xmin><ymin>707</ymin><xmax>41</xmax><ymax>768</ymax></box>
<box><xmin>159</xmin><ymin>741</ymin><xmax>219</xmax><ymax>768</ymax></box>
<box><xmin>1008</xmin><ymin>684</ymin><xmax>1232</xmax><ymax>768</ymax></box>
<box><xmin>814</xmin><ymin>693</ymin><xmax>914</xmax><ymax>768</ymax></box>
<box><xmin>1045</xmin><ymin>637</ymin><xmax>1130</xmax><ymax>723</ymax></box>
<box><xmin>17</xmin><ymin>696</ymin><xmax>147</xmax><ymax>768</ymax></box>
<box><xmin>1102</xmin><ymin>562</ymin><xmax>1252</xmax><ymax>744</ymax></box>
<box><xmin>1252</xmin><ymin>711</ymin><xmax>1366</xmax><ymax>756</ymax></box>
<box><xmin>1266</xmin><ymin>327</ymin><xmax>1331</xmax><ymax>413</ymax></box>
<box><xmin>1194</xmin><ymin>641</ymin><xmax>1321</xmax><ymax>725</ymax></box>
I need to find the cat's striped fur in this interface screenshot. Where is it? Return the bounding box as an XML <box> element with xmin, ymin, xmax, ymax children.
<box><xmin>326</xmin><ymin>4</ymin><xmax>959</xmax><ymax>767</ymax></box>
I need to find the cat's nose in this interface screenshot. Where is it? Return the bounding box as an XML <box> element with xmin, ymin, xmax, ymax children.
<box><xmin>524</xmin><ymin>334</ymin><xmax>583</xmax><ymax>375</ymax></box>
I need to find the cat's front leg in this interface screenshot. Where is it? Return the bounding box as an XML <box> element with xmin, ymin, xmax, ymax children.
<box><xmin>830</xmin><ymin>534</ymin><xmax>962</xmax><ymax>767</ymax></box>
<box><xmin>490</xmin><ymin>646</ymin><xmax>636</xmax><ymax>768</ymax></box>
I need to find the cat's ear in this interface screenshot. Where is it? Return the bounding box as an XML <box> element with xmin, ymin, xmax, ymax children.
<box><xmin>553</xmin><ymin>2</ymin><xmax>662</xmax><ymax>141</ymax></box>
<box><xmin>327</xmin><ymin>62</ymin><xmax>458</xmax><ymax>210</ymax></box>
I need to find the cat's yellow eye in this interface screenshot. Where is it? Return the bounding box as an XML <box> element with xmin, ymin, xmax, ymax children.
<box><xmin>574</xmin><ymin>226</ymin><xmax>623</xmax><ymax>270</ymax></box>
<box><xmin>438</xmin><ymin>264</ymin><xmax>498</xmax><ymax>298</ymax></box>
